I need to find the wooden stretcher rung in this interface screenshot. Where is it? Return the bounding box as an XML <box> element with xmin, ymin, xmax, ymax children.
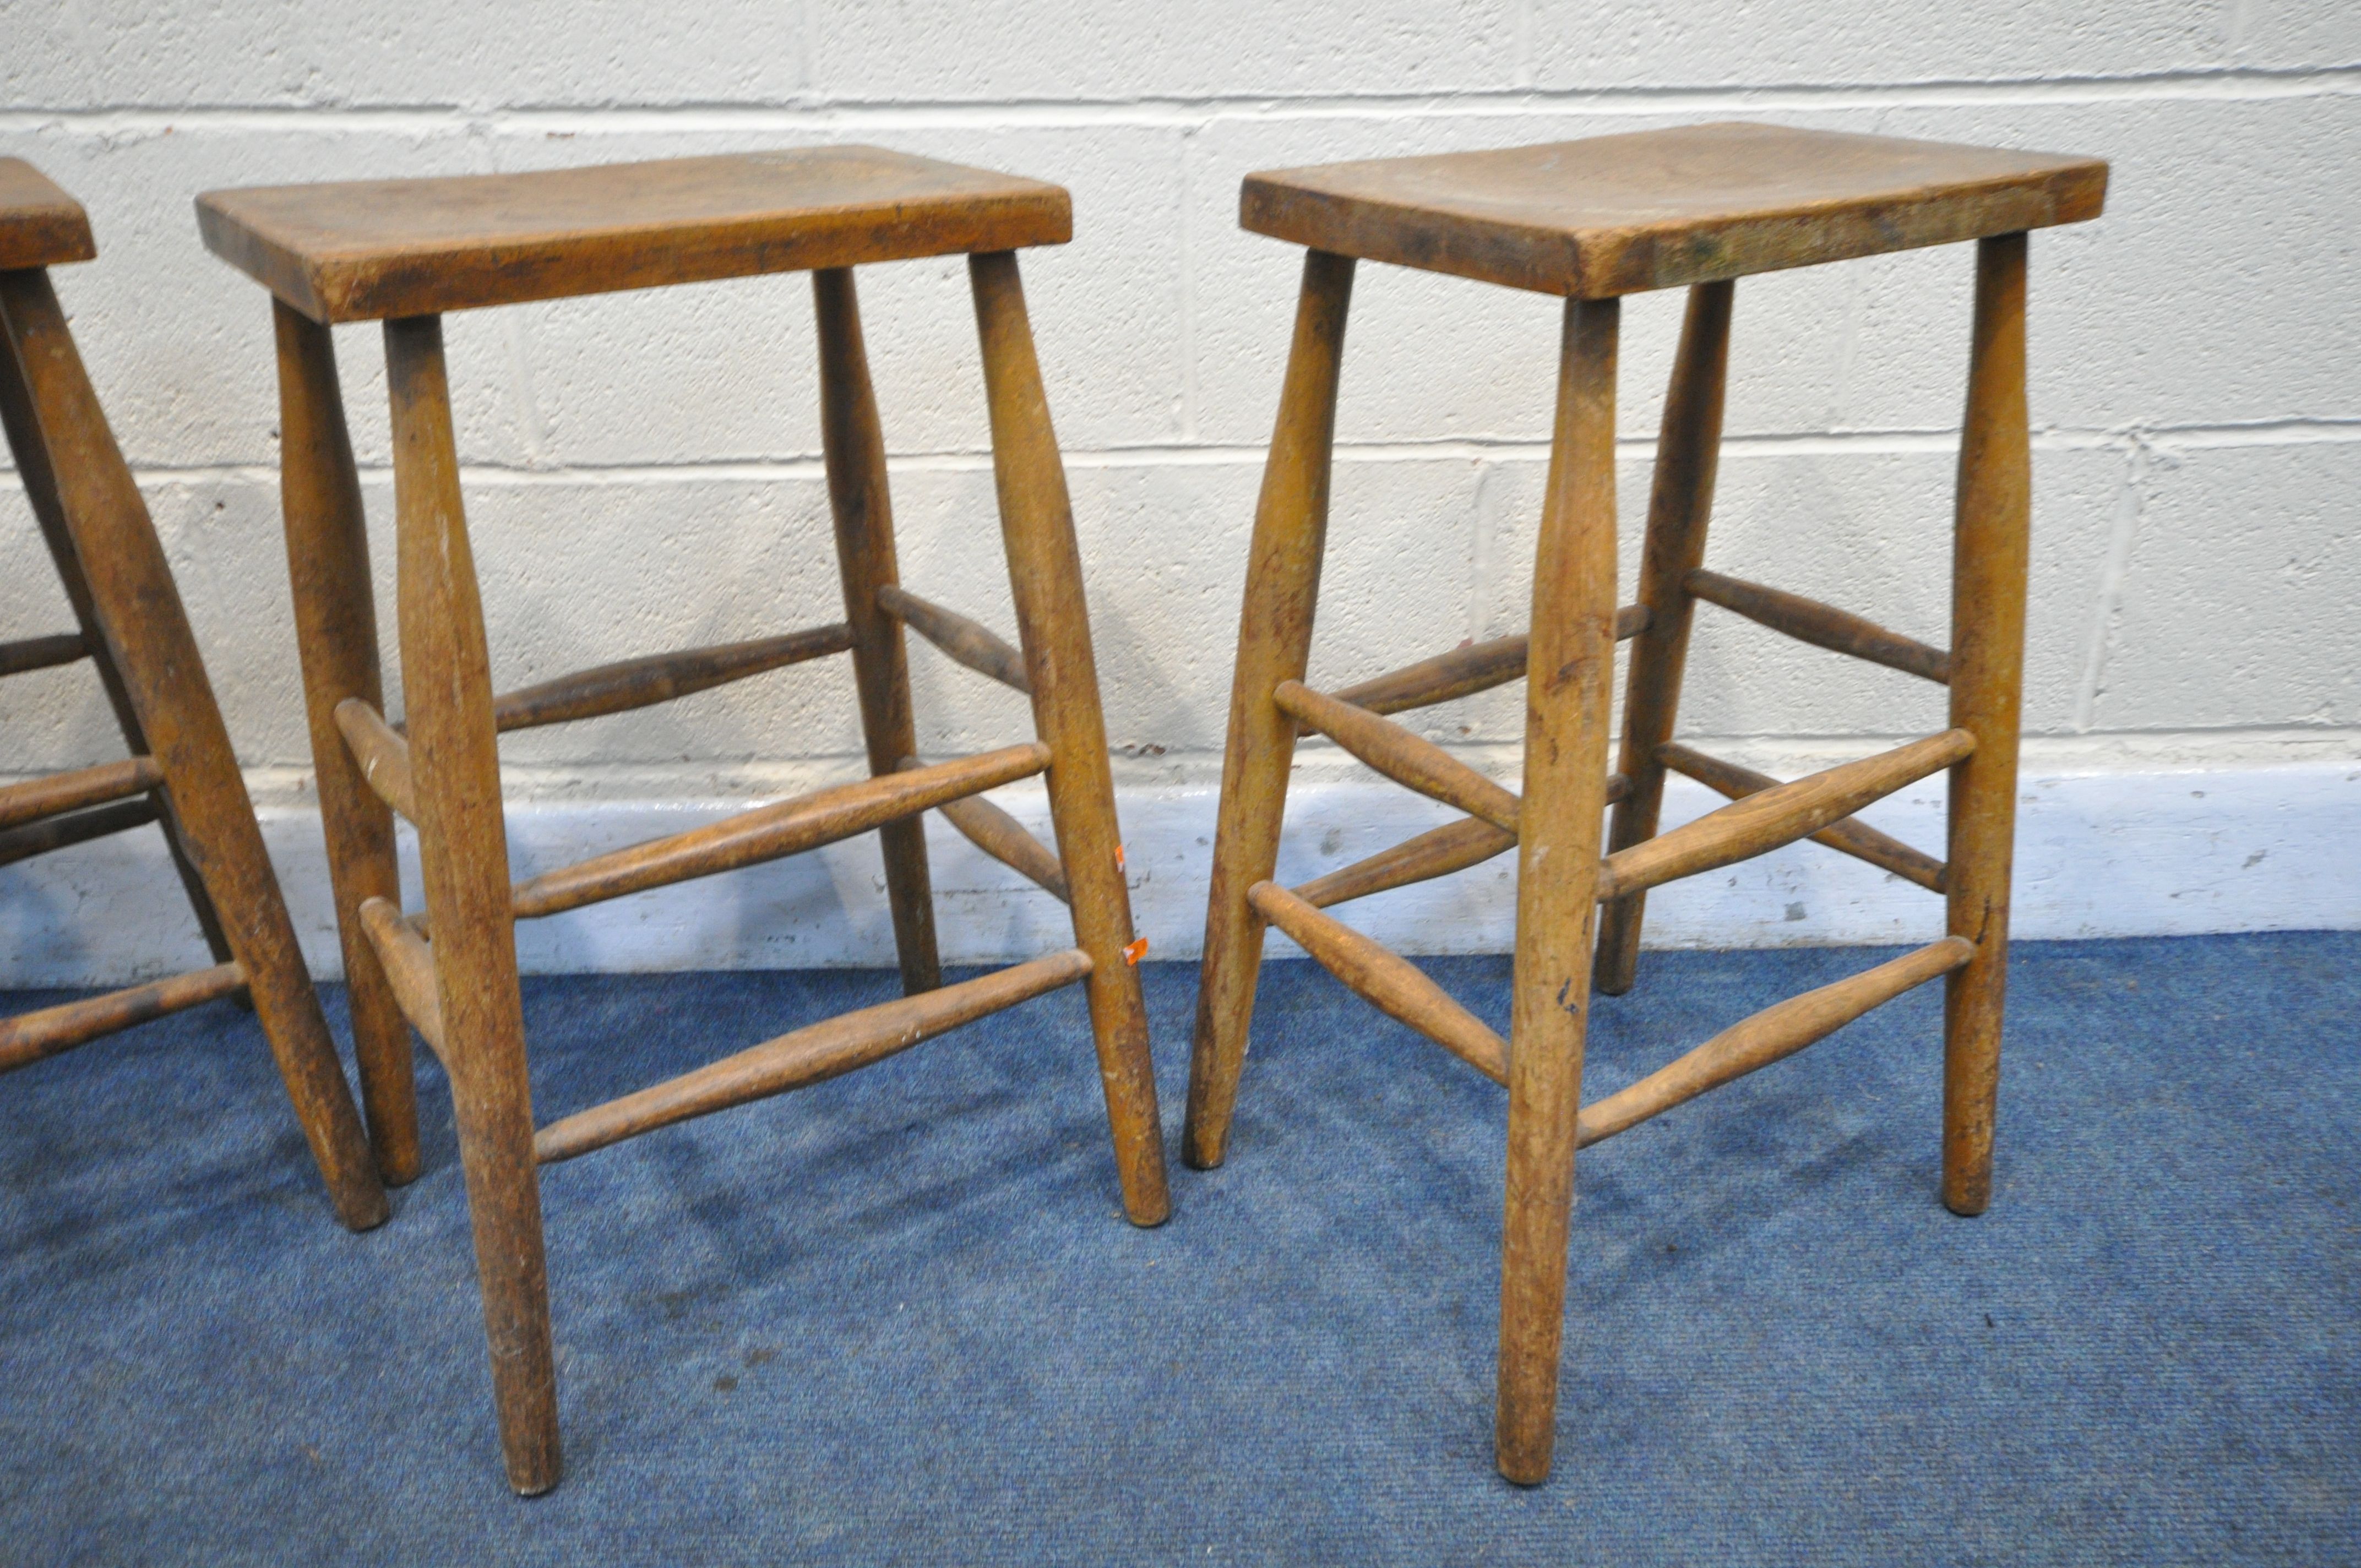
<box><xmin>1686</xmin><ymin>568</ymin><xmax>1951</xmax><ymax>685</ymax></box>
<box><xmin>1289</xmin><ymin>771</ymin><xmax>1633</xmax><ymax>911</ymax></box>
<box><xmin>1598</xmin><ymin>728</ymin><xmax>1972</xmax><ymax>900</ymax></box>
<box><xmin>0</xmin><ymin>755</ymin><xmax>164</xmax><ymax>834</ymax></box>
<box><xmin>0</xmin><ymin>960</ymin><xmax>248</xmax><ymax>1075</ymax></box>
<box><xmin>1323</xmin><ymin>604</ymin><xmax>1650</xmax><ymax>719</ymax></box>
<box><xmin>1661</xmin><ymin>742</ymin><xmax>1947</xmax><ymax>893</ymax></box>
<box><xmin>1275</xmin><ymin>679</ymin><xmax>1521</xmax><ymax>831</ymax></box>
<box><xmin>357</xmin><ymin>896</ymin><xmax>447</xmax><ymax>1067</ymax></box>
<box><xmin>877</xmin><ymin>584</ymin><xmax>1031</xmax><ymax>695</ymax></box>
<box><xmin>1576</xmin><ymin>937</ymin><xmax>1975</xmax><ymax>1148</ymax></box>
<box><xmin>534</xmin><ymin>946</ymin><xmax>1094</xmax><ymax>1165</ymax></box>
<box><xmin>334</xmin><ymin>698</ymin><xmax>415</xmax><ymax>820</ymax></box>
<box><xmin>511</xmin><ymin>741</ymin><xmax>1052</xmax><ymax>921</ymax></box>
<box><xmin>491</xmin><ymin>624</ymin><xmax>853</xmax><ymax>733</ymax></box>
<box><xmin>899</xmin><ymin>757</ymin><xmax>1069</xmax><ymax>902</ymax></box>
<box><xmin>0</xmin><ymin>632</ymin><xmax>90</xmax><ymax>678</ymax></box>
<box><xmin>1248</xmin><ymin>879</ymin><xmax>1508</xmax><ymax>1086</ymax></box>
<box><xmin>0</xmin><ymin>796</ymin><xmax>159</xmax><ymax>870</ymax></box>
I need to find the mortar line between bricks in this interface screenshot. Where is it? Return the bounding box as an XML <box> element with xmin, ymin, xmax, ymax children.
<box><xmin>2</xmin><ymin>64</ymin><xmax>2358</xmax><ymax>134</ymax></box>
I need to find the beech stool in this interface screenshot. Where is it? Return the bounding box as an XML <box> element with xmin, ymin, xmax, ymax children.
<box><xmin>0</xmin><ymin>161</ymin><xmax>386</xmax><ymax>1231</ymax></box>
<box><xmin>1184</xmin><ymin>123</ymin><xmax>2107</xmax><ymax>1483</ymax></box>
<box><xmin>197</xmin><ymin>148</ymin><xmax>1168</xmax><ymax>1494</ymax></box>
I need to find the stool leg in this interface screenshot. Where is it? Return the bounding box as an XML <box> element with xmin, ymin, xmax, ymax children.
<box><xmin>1497</xmin><ymin>295</ymin><xmax>1620</xmax><ymax>1487</ymax></box>
<box><xmin>385</xmin><ymin>316</ymin><xmax>561</xmax><ymax>1494</ymax></box>
<box><xmin>1942</xmin><ymin>233</ymin><xmax>2031</xmax><ymax>1218</ymax></box>
<box><xmin>0</xmin><ymin>271</ymin><xmax>388</xmax><ymax>1231</ymax></box>
<box><xmin>0</xmin><ymin>302</ymin><xmax>237</xmax><ymax>974</ymax></box>
<box><xmin>1181</xmin><ymin>249</ymin><xmax>1356</xmax><ymax>1171</ymax></box>
<box><xmin>275</xmin><ymin>301</ymin><xmax>420</xmax><ymax>1184</ymax></box>
<box><xmin>814</xmin><ymin>268</ymin><xmax>941</xmax><ymax>998</ymax></box>
<box><xmin>969</xmin><ymin>251</ymin><xmax>1170</xmax><ymax>1226</ymax></box>
<box><xmin>1593</xmin><ymin>280</ymin><xmax>1734</xmax><ymax>995</ymax></box>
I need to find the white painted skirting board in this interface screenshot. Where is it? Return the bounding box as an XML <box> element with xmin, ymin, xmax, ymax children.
<box><xmin>1</xmin><ymin>761</ymin><xmax>2354</xmax><ymax>986</ymax></box>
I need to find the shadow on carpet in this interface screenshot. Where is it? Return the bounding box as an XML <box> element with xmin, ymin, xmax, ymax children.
<box><xmin>1</xmin><ymin>933</ymin><xmax>2354</xmax><ymax>1565</ymax></box>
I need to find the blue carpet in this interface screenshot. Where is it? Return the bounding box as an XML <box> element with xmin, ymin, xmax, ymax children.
<box><xmin>1</xmin><ymin>932</ymin><xmax>2354</xmax><ymax>1564</ymax></box>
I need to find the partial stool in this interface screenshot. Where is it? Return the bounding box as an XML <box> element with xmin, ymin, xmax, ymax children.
<box><xmin>1183</xmin><ymin>123</ymin><xmax>2107</xmax><ymax>1483</ymax></box>
<box><xmin>0</xmin><ymin>162</ymin><xmax>386</xmax><ymax>1231</ymax></box>
<box><xmin>198</xmin><ymin>147</ymin><xmax>1168</xmax><ymax>1494</ymax></box>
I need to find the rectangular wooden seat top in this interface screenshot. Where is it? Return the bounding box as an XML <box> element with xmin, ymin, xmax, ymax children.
<box><xmin>0</xmin><ymin>160</ymin><xmax>97</xmax><ymax>272</ymax></box>
<box><xmin>1242</xmin><ymin>122</ymin><xmax>2108</xmax><ymax>298</ymax></box>
<box><xmin>196</xmin><ymin>146</ymin><xmax>1072</xmax><ymax>323</ymax></box>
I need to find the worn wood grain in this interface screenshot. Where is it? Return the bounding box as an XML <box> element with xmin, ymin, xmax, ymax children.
<box><xmin>1660</xmin><ymin>742</ymin><xmax>1947</xmax><ymax>892</ymax></box>
<box><xmin>1276</xmin><ymin>679</ymin><xmax>1522</xmax><ymax>831</ymax></box>
<box><xmin>333</xmin><ymin>698</ymin><xmax>415</xmax><ymax>820</ymax></box>
<box><xmin>0</xmin><ymin>797</ymin><xmax>158</xmax><ymax>869</ymax></box>
<box><xmin>0</xmin><ymin>159</ymin><xmax>95</xmax><ymax>271</ymax></box>
<box><xmin>1244</xmin><ymin>123</ymin><xmax>2107</xmax><ymax>298</ymax></box>
<box><xmin>1323</xmin><ymin>607</ymin><xmax>1645</xmax><ymax>720</ymax></box>
<box><xmin>492</xmin><ymin>625</ymin><xmax>852</xmax><ymax>732</ymax></box>
<box><xmin>0</xmin><ymin>755</ymin><xmax>161</xmax><ymax>831</ymax></box>
<box><xmin>899</xmin><ymin>758</ymin><xmax>1069</xmax><ymax>902</ymax></box>
<box><xmin>1687</xmin><ymin>568</ymin><xmax>1951</xmax><ymax>683</ymax></box>
<box><xmin>357</xmin><ymin>895</ymin><xmax>447</xmax><ymax>1066</ymax></box>
<box><xmin>877</xmin><ymin>583</ymin><xmax>1032</xmax><ymax>694</ymax></box>
<box><xmin>0</xmin><ymin>962</ymin><xmax>247</xmax><ymax>1074</ymax></box>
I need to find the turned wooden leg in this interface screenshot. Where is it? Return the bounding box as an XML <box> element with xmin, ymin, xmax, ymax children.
<box><xmin>1593</xmin><ymin>280</ymin><xmax>1734</xmax><ymax>996</ymax></box>
<box><xmin>0</xmin><ymin>271</ymin><xmax>388</xmax><ymax>1231</ymax></box>
<box><xmin>1181</xmin><ymin>249</ymin><xmax>1356</xmax><ymax>1172</ymax></box>
<box><xmin>276</xmin><ymin>301</ymin><xmax>420</xmax><ymax>1184</ymax></box>
<box><xmin>969</xmin><ymin>251</ymin><xmax>1169</xmax><ymax>1226</ymax></box>
<box><xmin>1942</xmin><ymin>233</ymin><xmax>2031</xmax><ymax>1218</ymax></box>
<box><xmin>385</xmin><ymin>315</ymin><xmax>561</xmax><ymax>1494</ymax></box>
<box><xmin>1497</xmin><ymin>295</ymin><xmax>1620</xmax><ymax>1487</ymax></box>
<box><xmin>814</xmin><ymin>268</ymin><xmax>941</xmax><ymax>998</ymax></box>
<box><xmin>0</xmin><ymin>300</ymin><xmax>236</xmax><ymax>974</ymax></box>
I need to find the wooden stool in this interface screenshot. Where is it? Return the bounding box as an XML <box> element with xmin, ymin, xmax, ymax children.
<box><xmin>1184</xmin><ymin>123</ymin><xmax>2107</xmax><ymax>1484</ymax></box>
<box><xmin>0</xmin><ymin>162</ymin><xmax>386</xmax><ymax>1232</ymax></box>
<box><xmin>197</xmin><ymin>148</ymin><xmax>1170</xmax><ymax>1494</ymax></box>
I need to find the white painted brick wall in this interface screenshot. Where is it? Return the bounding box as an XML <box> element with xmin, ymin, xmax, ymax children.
<box><xmin>2</xmin><ymin>3</ymin><xmax>2355</xmax><ymax>977</ymax></box>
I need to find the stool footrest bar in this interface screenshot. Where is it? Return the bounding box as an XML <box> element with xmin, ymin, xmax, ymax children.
<box><xmin>1600</xmin><ymin>728</ymin><xmax>1972</xmax><ymax>900</ymax></box>
<box><xmin>1661</xmin><ymin>743</ymin><xmax>1947</xmax><ymax>892</ymax></box>
<box><xmin>1291</xmin><ymin>771</ymin><xmax>1633</xmax><ymax>911</ymax></box>
<box><xmin>0</xmin><ymin>796</ymin><xmax>159</xmax><ymax>869</ymax></box>
<box><xmin>334</xmin><ymin>698</ymin><xmax>415</xmax><ymax>821</ymax></box>
<box><xmin>491</xmin><ymin>624</ymin><xmax>855</xmax><ymax>733</ymax></box>
<box><xmin>1686</xmin><ymin>568</ymin><xmax>1951</xmax><ymax>685</ymax></box>
<box><xmin>877</xmin><ymin>584</ymin><xmax>1031</xmax><ymax>695</ymax></box>
<box><xmin>534</xmin><ymin>947</ymin><xmax>1094</xmax><ymax>1164</ymax></box>
<box><xmin>511</xmin><ymin>741</ymin><xmax>1053</xmax><ymax>921</ymax></box>
<box><xmin>1248</xmin><ymin>880</ymin><xmax>1509</xmax><ymax>1086</ymax></box>
<box><xmin>1275</xmin><ymin>680</ymin><xmax>1521</xmax><ymax>831</ymax></box>
<box><xmin>0</xmin><ymin>633</ymin><xmax>90</xmax><ymax>678</ymax></box>
<box><xmin>0</xmin><ymin>756</ymin><xmax>165</xmax><ymax>833</ymax></box>
<box><xmin>357</xmin><ymin>897</ymin><xmax>447</xmax><ymax>1067</ymax></box>
<box><xmin>899</xmin><ymin>758</ymin><xmax>1069</xmax><ymax>902</ymax></box>
<box><xmin>1576</xmin><ymin>937</ymin><xmax>1976</xmax><ymax>1148</ymax></box>
<box><xmin>0</xmin><ymin>961</ymin><xmax>248</xmax><ymax>1074</ymax></box>
<box><xmin>1324</xmin><ymin>606</ymin><xmax>1650</xmax><ymax>719</ymax></box>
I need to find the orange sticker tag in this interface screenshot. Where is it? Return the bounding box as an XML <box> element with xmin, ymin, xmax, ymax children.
<box><xmin>1115</xmin><ymin>842</ymin><xmax>1127</xmax><ymax>870</ymax></box>
<box><xmin>1123</xmin><ymin>937</ymin><xmax>1149</xmax><ymax>966</ymax></box>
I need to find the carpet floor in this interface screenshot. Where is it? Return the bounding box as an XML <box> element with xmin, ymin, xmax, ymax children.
<box><xmin>1</xmin><ymin>932</ymin><xmax>2354</xmax><ymax>1565</ymax></box>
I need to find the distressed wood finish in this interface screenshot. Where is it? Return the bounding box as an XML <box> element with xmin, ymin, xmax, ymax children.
<box><xmin>900</xmin><ymin>758</ymin><xmax>1070</xmax><ymax>902</ymax></box>
<box><xmin>0</xmin><ymin>797</ymin><xmax>159</xmax><ymax>869</ymax></box>
<box><xmin>1600</xmin><ymin>729</ymin><xmax>1973</xmax><ymax>900</ymax></box>
<box><xmin>1243</xmin><ymin>123</ymin><xmax>2107</xmax><ymax>298</ymax></box>
<box><xmin>0</xmin><ymin>755</ymin><xmax>161</xmax><ymax>831</ymax></box>
<box><xmin>1248</xmin><ymin>880</ymin><xmax>1508</xmax><ymax>1084</ymax></box>
<box><xmin>334</xmin><ymin>698</ymin><xmax>416</xmax><ymax>820</ymax></box>
<box><xmin>0</xmin><ymin>159</ymin><xmax>95</xmax><ymax>270</ymax></box>
<box><xmin>1275</xmin><ymin>679</ymin><xmax>1522</xmax><ymax>831</ymax></box>
<box><xmin>1595</xmin><ymin>280</ymin><xmax>1734</xmax><ymax>995</ymax></box>
<box><xmin>878</xmin><ymin>584</ymin><xmax>1032</xmax><ymax>694</ymax></box>
<box><xmin>1944</xmin><ymin>233</ymin><xmax>2033</xmax><ymax>1218</ymax></box>
<box><xmin>1577</xmin><ymin>938</ymin><xmax>1975</xmax><ymax>1148</ymax></box>
<box><xmin>1661</xmin><ymin>742</ymin><xmax>1948</xmax><ymax>892</ymax></box>
<box><xmin>492</xmin><ymin>625</ymin><xmax>853</xmax><ymax>732</ymax></box>
<box><xmin>1496</xmin><ymin>295</ymin><xmax>1622</xmax><ymax>1485</ymax></box>
<box><xmin>1324</xmin><ymin>606</ymin><xmax>1646</xmax><ymax>719</ymax></box>
<box><xmin>971</xmin><ymin>248</ymin><xmax>1169</xmax><ymax>1226</ymax></box>
<box><xmin>535</xmin><ymin>948</ymin><xmax>1095</xmax><ymax>1165</ymax></box>
<box><xmin>510</xmin><ymin>743</ymin><xmax>1049</xmax><ymax>922</ymax></box>
<box><xmin>1687</xmin><ymin>568</ymin><xmax>1951</xmax><ymax>684</ymax></box>
<box><xmin>815</xmin><ymin>266</ymin><xmax>941</xmax><ymax>997</ymax></box>
<box><xmin>199</xmin><ymin>148</ymin><xmax>1071</xmax><ymax>323</ymax></box>
<box><xmin>1294</xmin><ymin>814</ymin><xmax>1520</xmax><ymax>910</ymax></box>
<box><xmin>386</xmin><ymin>315</ymin><xmax>561</xmax><ymax>1495</ymax></box>
<box><xmin>275</xmin><ymin>300</ymin><xmax>419</xmax><ymax>1182</ymax></box>
<box><xmin>1</xmin><ymin>263</ymin><xmax>387</xmax><ymax>1232</ymax></box>
<box><xmin>0</xmin><ymin>962</ymin><xmax>248</xmax><ymax>1074</ymax></box>
<box><xmin>357</xmin><ymin>896</ymin><xmax>447</xmax><ymax>1065</ymax></box>
<box><xmin>1185</xmin><ymin>249</ymin><xmax>1357</xmax><ymax>1172</ymax></box>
